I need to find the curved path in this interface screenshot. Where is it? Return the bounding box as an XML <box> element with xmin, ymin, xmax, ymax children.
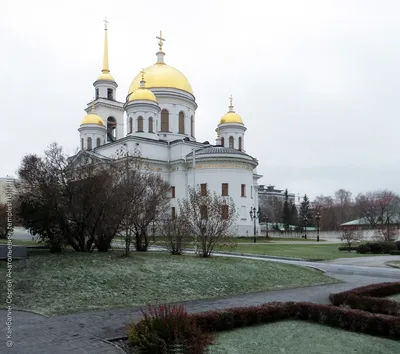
<box><xmin>1</xmin><ymin>253</ymin><xmax>399</xmax><ymax>353</ymax></box>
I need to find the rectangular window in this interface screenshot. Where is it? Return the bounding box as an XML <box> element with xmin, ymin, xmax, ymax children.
<box><xmin>171</xmin><ymin>207</ymin><xmax>176</xmax><ymax>219</ymax></box>
<box><xmin>251</xmin><ymin>186</ymin><xmax>253</xmax><ymax>199</ymax></box>
<box><xmin>222</xmin><ymin>183</ymin><xmax>229</xmax><ymax>196</ymax></box>
<box><xmin>171</xmin><ymin>186</ymin><xmax>175</xmax><ymax>198</ymax></box>
<box><xmin>95</xmin><ymin>88</ymin><xmax>99</xmax><ymax>99</ymax></box>
<box><xmin>200</xmin><ymin>205</ymin><xmax>208</xmax><ymax>220</ymax></box>
<box><xmin>241</xmin><ymin>184</ymin><xmax>246</xmax><ymax>197</ymax></box>
<box><xmin>200</xmin><ymin>183</ymin><xmax>207</xmax><ymax>196</ymax></box>
<box><xmin>107</xmin><ymin>88</ymin><xmax>113</xmax><ymax>100</ymax></box>
<box><xmin>222</xmin><ymin>205</ymin><xmax>229</xmax><ymax>220</ymax></box>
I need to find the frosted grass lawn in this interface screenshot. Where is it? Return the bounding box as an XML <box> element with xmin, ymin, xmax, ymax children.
<box><xmin>0</xmin><ymin>251</ymin><xmax>336</xmax><ymax>315</ymax></box>
<box><xmin>209</xmin><ymin>320</ymin><xmax>400</xmax><ymax>354</ymax></box>
<box><xmin>218</xmin><ymin>243</ymin><xmax>388</xmax><ymax>260</ymax></box>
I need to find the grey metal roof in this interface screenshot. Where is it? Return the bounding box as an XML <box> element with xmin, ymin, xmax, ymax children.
<box><xmin>341</xmin><ymin>216</ymin><xmax>400</xmax><ymax>226</ymax></box>
<box><xmin>186</xmin><ymin>146</ymin><xmax>253</xmax><ymax>158</ymax></box>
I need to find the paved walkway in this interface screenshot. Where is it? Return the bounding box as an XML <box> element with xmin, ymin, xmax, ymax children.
<box><xmin>325</xmin><ymin>255</ymin><xmax>400</xmax><ymax>267</ymax></box>
<box><xmin>239</xmin><ymin>239</ymin><xmax>341</xmax><ymax>245</ymax></box>
<box><xmin>2</xmin><ymin>255</ymin><xmax>399</xmax><ymax>353</ymax></box>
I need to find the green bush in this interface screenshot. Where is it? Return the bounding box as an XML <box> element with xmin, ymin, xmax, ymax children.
<box><xmin>356</xmin><ymin>244</ymin><xmax>371</xmax><ymax>254</ymax></box>
<box><xmin>128</xmin><ymin>304</ymin><xmax>214</xmax><ymax>354</ymax></box>
<box><xmin>356</xmin><ymin>242</ymin><xmax>397</xmax><ymax>254</ymax></box>
<box><xmin>376</xmin><ymin>242</ymin><xmax>397</xmax><ymax>254</ymax></box>
<box><xmin>390</xmin><ymin>250</ymin><xmax>400</xmax><ymax>255</ymax></box>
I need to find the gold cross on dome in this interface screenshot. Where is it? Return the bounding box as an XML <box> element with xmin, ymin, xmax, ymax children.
<box><xmin>103</xmin><ymin>16</ymin><xmax>109</xmax><ymax>30</ymax></box>
<box><xmin>156</xmin><ymin>30</ymin><xmax>166</xmax><ymax>51</ymax></box>
<box><xmin>229</xmin><ymin>94</ymin><xmax>233</xmax><ymax>107</ymax></box>
<box><xmin>140</xmin><ymin>68</ymin><xmax>146</xmax><ymax>81</ymax></box>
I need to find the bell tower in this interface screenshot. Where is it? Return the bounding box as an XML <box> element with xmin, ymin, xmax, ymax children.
<box><xmin>88</xmin><ymin>18</ymin><xmax>124</xmax><ymax>142</ymax></box>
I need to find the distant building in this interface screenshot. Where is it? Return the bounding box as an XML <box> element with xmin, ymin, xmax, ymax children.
<box><xmin>341</xmin><ymin>217</ymin><xmax>400</xmax><ymax>231</ymax></box>
<box><xmin>258</xmin><ymin>185</ymin><xmax>296</xmax><ymax>222</ymax></box>
<box><xmin>0</xmin><ymin>177</ymin><xmax>17</xmax><ymax>204</ymax></box>
<box><xmin>258</xmin><ymin>185</ymin><xmax>295</xmax><ymax>204</ymax></box>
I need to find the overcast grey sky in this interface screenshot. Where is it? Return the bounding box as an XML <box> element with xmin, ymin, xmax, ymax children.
<box><xmin>2</xmin><ymin>0</ymin><xmax>400</xmax><ymax>200</ymax></box>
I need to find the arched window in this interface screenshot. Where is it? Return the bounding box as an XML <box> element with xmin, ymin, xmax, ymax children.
<box><xmin>96</xmin><ymin>137</ymin><xmax>101</xmax><ymax>147</ymax></box>
<box><xmin>87</xmin><ymin>137</ymin><xmax>92</xmax><ymax>150</ymax></box>
<box><xmin>149</xmin><ymin>117</ymin><xmax>154</xmax><ymax>133</ymax></box>
<box><xmin>238</xmin><ymin>137</ymin><xmax>242</xmax><ymax>150</ymax></box>
<box><xmin>221</xmin><ymin>137</ymin><xmax>225</xmax><ymax>147</ymax></box>
<box><xmin>190</xmin><ymin>115</ymin><xmax>194</xmax><ymax>137</ymax></box>
<box><xmin>137</xmin><ymin>116</ymin><xmax>144</xmax><ymax>132</ymax></box>
<box><xmin>229</xmin><ymin>136</ymin><xmax>234</xmax><ymax>148</ymax></box>
<box><xmin>161</xmin><ymin>109</ymin><xmax>169</xmax><ymax>132</ymax></box>
<box><xmin>107</xmin><ymin>117</ymin><xmax>117</xmax><ymax>141</ymax></box>
<box><xmin>129</xmin><ymin>117</ymin><xmax>133</xmax><ymax>134</ymax></box>
<box><xmin>81</xmin><ymin>138</ymin><xmax>84</xmax><ymax>150</ymax></box>
<box><xmin>179</xmin><ymin>111</ymin><xmax>185</xmax><ymax>134</ymax></box>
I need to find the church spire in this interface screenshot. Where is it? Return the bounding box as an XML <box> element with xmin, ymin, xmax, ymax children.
<box><xmin>97</xmin><ymin>17</ymin><xmax>114</xmax><ymax>81</ymax></box>
<box><xmin>102</xmin><ymin>17</ymin><xmax>110</xmax><ymax>74</ymax></box>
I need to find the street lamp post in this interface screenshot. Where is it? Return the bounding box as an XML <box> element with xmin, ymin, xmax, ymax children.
<box><xmin>250</xmin><ymin>207</ymin><xmax>260</xmax><ymax>243</ymax></box>
<box><xmin>315</xmin><ymin>212</ymin><xmax>321</xmax><ymax>242</ymax></box>
<box><xmin>266</xmin><ymin>216</ymin><xmax>270</xmax><ymax>238</ymax></box>
<box><xmin>303</xmin><ymin>216</ymin><xmax>308</xmax><ymax>239</ymax></box>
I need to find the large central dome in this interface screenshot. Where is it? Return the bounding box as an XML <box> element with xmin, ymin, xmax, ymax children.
<box><xmin>129</xmin><ymin>61</ymin><xmax>193</xmax><ymax>95</ymax></box>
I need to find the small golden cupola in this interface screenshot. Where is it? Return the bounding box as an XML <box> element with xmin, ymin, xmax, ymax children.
<box><xmin>82</xmin><ymin>102</ymin><xmax>105</xmax><ymax>126</ymax></box>
<box><xmin>97</xmin><ymin>18</ymin><xmax>115</xmax><ymax>81</ymax></box>
<box><xmin>217</xmin><ymin>95</ymin><xmax>246</xmax><ymax>150</ymax></box>
<box><xmin>128</xmin><ymin>70</ymin><xmax>158</xmax><ymax>102</ymax></box>
<box><xmin>219</xmin><ymin>95</ymin><xmax>243</xmax><ymax>124</ymax></box>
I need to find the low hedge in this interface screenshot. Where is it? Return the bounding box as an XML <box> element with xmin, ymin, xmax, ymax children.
<box><xmin>390</xmin><ymin>250</ymin><xmax>400</xmax><ymax>255</ymax></box>
<box><xmin>192</xmin><ymin>302</ymin><xmax>293</xmax><ymax>332</ymax></box>
<box><xmin>356</xmin><ymin>242</ymin><xmax>397</xmax><ymax>254</ymax></box>
<box><xmin>344</xmin><ymin>294</ymin><xmax>400</xmax><ymax>316</ymax></box>
<box><xmin>191</xmin><ymin>301</ymin><xmax>400</xmax><ymax>339</ymax></box>
<box><xmin>329</xmin><ymin>282</ymin><xmax>400</xmax><ymax>306</ymax></box>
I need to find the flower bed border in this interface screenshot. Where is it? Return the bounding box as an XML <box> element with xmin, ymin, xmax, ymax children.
<box><xmin>329</xmin><ymin>282</ymin><xmax>400</xmax><ymax>316</ymax></box>
<box><xmin>191</xmin><ymin>301</ymin><xmax>400</xmax><ymax>339</ymax></box>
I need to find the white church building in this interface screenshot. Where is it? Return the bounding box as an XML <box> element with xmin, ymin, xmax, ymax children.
<box><xmin>74</xmin><ymin>23</ymin><xmax>262</xmax><ymax>236</ymax></box>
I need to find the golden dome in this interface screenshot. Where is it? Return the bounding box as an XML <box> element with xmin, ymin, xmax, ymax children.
<box><xmin>97</xmin><ymin>72</ymin><xmax>115</xmax><ymax>81</ymax></box>
<box><xmin>129</xmin><ymin>87</ymin><xmax>157</xmax><ymax>102</ymax></box>
<box><xmin>129</xmin><ymin>63</ymin><xmax>193</xmax><ymax>95</ymax></box>
<box><xmin>219</xmin><ymin>95</ymin><xmax>243</xmax><ymax>124</ymax></box>
<box><xmin>220</xmin><ymin>112</ymin><xmax>243</xmax><ymax>124</ymax></box>
<box><xmin>82</xmin><ymin>113</ymin><xmax>105</xmax><ymax>126</ymax></box>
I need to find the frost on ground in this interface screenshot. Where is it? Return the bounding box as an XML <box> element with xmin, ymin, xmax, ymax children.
<box><xmin>0</xmin><ymin>251</ymin><xmax>336</xmax><ymax>315</ymax></box>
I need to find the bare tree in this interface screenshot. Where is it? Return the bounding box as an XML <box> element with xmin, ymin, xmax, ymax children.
<box><xmin>355</xmin><ymin>190</ymin><xmax>400</xmax><ymax>241</ymax></box>
<box><xmin>178</xmin><ymin>187</ymin><xmax>237</xmax><ymax>257</ymax></box>
<box><xmin>159</xmin><ymin>215</ymin><xmax>192</xmax><ymax>255</ymax></box>
<box><xmin>113</xmin><ymin>147</ymin><xmax>171</xmax><ymax>253</ymax></box>
<box><xmin>340</xmin><ymin>230</ymin><xmax>363</xmax><ymax>251</ymax></box>
<box><xmin>312</xmin><ymin>195</ymin><xmax>338</xmax><ymax>231</ymax></box>
<box><xmin>378</xmin><ymin>227</ymin><xmax>399</xmax><ymax>242</ymax></box>
<box><xmin>334</xmin><ymin>189</ymin><xmax>353</xmax><ymax>225</ymax></box>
